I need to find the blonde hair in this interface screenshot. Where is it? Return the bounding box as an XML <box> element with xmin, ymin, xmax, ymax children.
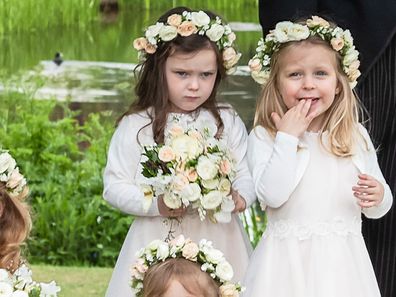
<box><xmin>143</xmin><ymin>258</ymin><xmax>219</xmax><ymax>297</ymax></box>
<box><xmin>254</xmin><ymin>36</ymin><xmax>364</xmax><ymax>157</ymax></box>
<box><xmin>0</xmin><ymin>184</ymin><xmax>31</xmax><ymax>273</ymax></box>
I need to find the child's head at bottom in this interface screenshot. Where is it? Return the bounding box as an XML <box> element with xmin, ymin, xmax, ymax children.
<box><xmin>143</xmin><ymin>258</ymin><xmax>218</xmax><ymax>297</ymax></box>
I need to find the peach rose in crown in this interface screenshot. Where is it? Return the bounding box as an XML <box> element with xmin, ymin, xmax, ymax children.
<box><xmin>248</xmin><ymin>58</ymin><xmax>262</xmax><ymax>72</ymax></box>
<box><xmin>6</xmin><ymin>169</ymin><xmax>24</xmax><ymax>190</ymax></box>
<box><xmin>330</xmin><ymin>37</ymin><xmax>344</xmax><ymax>51</ymax></box>
<box><xmin>219</xmin><ymin>283</ymin><xmax>239</xmax><ymax>297</ymax></box>
<box><xmin>182</xmin><ymin>241</ymin><xmax>200</xmax><ymax>260</ymax></box>
<box><xmin>177</xmin><ymin>21</ymin><xmax>198</xmax><ymax>36</ymax></box>
<box><xmin>133</xmin><ymin>37</ymin><xmax>148</xmax><ymax>51</ymax></box>
<box><xmin>167</xmin><ymin>14</ymin><xmax>182</xmax><ymax>27</ymax></box>
<box><xmin>306</xmin><ymin>16</ymin><xmax>330</xmax><ymax>28</ymax></box>
<box><xmin>144</xmin><ymin>43</ymin><xmax>157</xmax><ymax>54</ymax></box>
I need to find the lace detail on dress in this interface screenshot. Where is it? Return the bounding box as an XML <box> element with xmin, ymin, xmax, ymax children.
<box><xmin>264</xmin><ymin>216</ymin><xmax>362</xmax><ymax>240</ymax></box>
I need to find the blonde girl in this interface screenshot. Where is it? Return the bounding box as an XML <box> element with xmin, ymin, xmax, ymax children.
<box><xmin>244</xmin><ymin>16</ymin><xmax>393</xmax><ymax>297</ymax></box>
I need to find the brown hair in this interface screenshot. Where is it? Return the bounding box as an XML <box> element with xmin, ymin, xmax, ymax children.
<box><xmin>143</xmin><ymin>258</ymin><xmax>219</xmax><ymax>297</ymax></box>
<box><xmin>119</xmin><ymin>6</ymin><xmax>228</xmax><ymax>144</ymax></box>
<box><xmin>0</xmin><ymin>184</ymin><xmax>31</xmax><ymax>273</ymax></box>
<box><xmin>254</xmin><ymin>34</ymin><xmax>365</xmax><ymax>156</ymax></box>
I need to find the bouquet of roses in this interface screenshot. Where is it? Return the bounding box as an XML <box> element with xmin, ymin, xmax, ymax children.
<box><xmin>140</xmin><ymin>116</ymin><xmax>236</xmax><ymax>223</ymax></box>
<box><xmin>0</xmin><ymin>265</ymin><xmax>60</xmax><ymax>297</ymax></box>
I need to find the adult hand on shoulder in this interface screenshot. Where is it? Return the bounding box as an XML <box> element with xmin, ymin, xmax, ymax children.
<box><xmin>271</xmin><ymin>99</ymin><xmax>316</xmax><ymax>138</ymax></box>
<box><xmin>157</xmin><ymin>195</ymin><xmax>186</xmax><ymax>217</ymax></box>
<box><xmin>352</xmin><ymin>174</ymin><xmax>384</xmax><ymax>208</ymax></box>
<box><xmin>231</xmin><ymin>189</ymin><xmax>247</xmax><ymax>213</ymax></box>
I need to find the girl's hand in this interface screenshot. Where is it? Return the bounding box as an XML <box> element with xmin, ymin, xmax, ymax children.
<box><xmin>231</xmin><ymin>189</ymin><xmax>247</xmax><ymax>213</ymax></box>
<box><xmin>157</xmin><ymin>195</ymin><xmax>186</xmax><ymax>217</ymax></box>
<box><xmin>352</xmin><ymin>174</ymin><xmax>384</xmax><ymax>208</ymax></box>
<box><xmin>271</xmin><ymin>99</ymin><xmax>317</xmax><ymax>138</ymax></box>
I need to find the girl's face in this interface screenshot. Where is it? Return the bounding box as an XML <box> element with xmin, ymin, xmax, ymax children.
<box><xmin>277</xmin><ymin>42</ymin><xmax>340</xmax><ymax>131</ymax></box>
<box><xmin>165</xmin><ymin>48</ymin><xmax>218</xmax><ymax>113</ymax></box>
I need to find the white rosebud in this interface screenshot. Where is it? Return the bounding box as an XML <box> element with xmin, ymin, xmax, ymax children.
<box><xmin>145</xmin><ymin>22</ymin><xmax>164</xmax><ymax>39</ymax></box>
<box><xmin>156</xmin><ymin>241</ymin><xmax>170</xmax><ymax>260</ymax></box>
<box><xmin>201</xmin><ymin>178</ymin><xmax>219</xmax><ymax>190</ymax></box>
<box><xmin>158</xmin><ymin>25</ymin><xmax>178</xmax><ymax>41</ymax></box>
<box><xmin>215</xmin><ymin>260</ymin><xmax>234</xmax><ymax>281</ymax></box>
<box><xmin>196</xmin><ymin>156</ymin><xmax>218</xmax><ymax>180</ymax></box>
<box><xmin>343</xmin><ymin>48</ymin><xmax>359</xmax><ymax>65</ymax></box>
<box><xmin>201</xmin><ymin>191</ymin><xmax>223</xmax><ymax>210</ymax></box>
<box><xmin>191</xmin><ymin>11</ymin><xmax>210</xmax><ymax>27</ymax></box>
<box><xmin>181</xmin><ymin>183</ymin><xmax>201</xmax><ymax>202</ymax></box>
<box><xmin>205</xmin><ymin>247</ymin><xmax>224</xmax><ymax>264</ymax></box>
<box><xmin>206</xmin><ymin>23</ymin><xmax>225</xmax><ymax>42</ymax></box>
<box><xmin>0</xmin><ymin>152</ymin><xmax>16</xmax><ymax>174</ymax></box>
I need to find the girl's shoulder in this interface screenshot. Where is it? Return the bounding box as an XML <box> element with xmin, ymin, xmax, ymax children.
<box><xmin>118</xmin><ymin>109</ymin><xmax>152</xmax><ymax>128</ymax></box>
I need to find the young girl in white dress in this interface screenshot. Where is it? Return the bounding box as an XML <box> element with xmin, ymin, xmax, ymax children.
<box><xmin>244</xmin><ymin>16</ymin><xmax>393</xmax><ymax>297</ymax></box>
<box><xmin>103</xmin><ymin>6</ymin><xmax>255</xmax><ymax>297</ymax></box>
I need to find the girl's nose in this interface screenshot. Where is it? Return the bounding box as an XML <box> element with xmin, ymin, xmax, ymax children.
<box><xmin>302</xmin><ymin>76</ymin><xmax>315</xmax><ymax>89</ymax></box>
<box><xmin>188</xmin><ymin>77</ymin><xmax>199</xmax><ymax>90</ymax></box>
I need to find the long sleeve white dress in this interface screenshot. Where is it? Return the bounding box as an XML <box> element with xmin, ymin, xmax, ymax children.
<box><xmin>243</xmin><ymin>125</ymin><xmax>393</xmax><ymax>297</ymax></box>
<box><xmin>103</xmin><ymin>107</ymin><xmax>255</xmax><ymax>297</ymax></box>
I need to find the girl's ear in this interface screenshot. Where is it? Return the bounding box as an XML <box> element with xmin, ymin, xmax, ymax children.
<box><xmin>335</xmin><ymin>81</ymin><xmax>341</xmax><ymax>94</ymax></box>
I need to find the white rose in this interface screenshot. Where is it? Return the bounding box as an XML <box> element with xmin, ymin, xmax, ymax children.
<box><xmin>156</xmin><ymin>241</ymin><xmax>170</xmax><ymax>260</ymax></box>
<box><xmin>0</xmin><ymin>152</ymin><xmax>16</xmax><ymax>174</ymax></box>
<box><xmin>205</xmin><ymin>247</ymin><xmax>224</xmax><ymax>264</ymax></box>
<box><xmin>171</xmin><ymin>135</ymin><xmax>202</xmax><ymax>160</ymax></box>
<box><xmin>11</xmin><ymin>291</ymin><xmax>28</xmax><ymax>297</ymax></box>
<box><xmin>181</xmin><ymin>183</ymin><xmax>201</xmax><ymax>202</ymax></box>
<box><xmin>343</xmin><ymin>47</ymin><xmax>359</xmax><ymax>65</ymax></box>
<box><xmin>206</xmin><ymin>23</ymin><xmax>225</xmax><ymax>42</ymax></box>
<box><xmin>158</xmin><ymin>25</ymin><xmax>178</xmax><ymax>41</ymax></box>
<box><xmin>215</xmin><ymin>261</ymin><xmax>234</xmax><ymax>281</ymax></box>
<box><xmin>273</xmin><ymin>21</ymin><xmax>294</xmax><ymax>42</ymax></box>
<box><xmin>146</xmin><ymin>239</ymin><xmax>162</xmax><ymax>251</ymax></box>
<box><xmin>0</xmin><ymin>282</ymin><xmax>13</xmax><ymax>297</ymax></box>
<box><xmin>201</xmin><ymin>178</ymin><xmax>219</xmax><ymax>190</ymax></box>
<box><xmin>145</xmin><ymin>22</ymin><xmax>164</xmax><ymax>39</ymax></box>
<box><xmin>214</xmin><ymin>210</ymin><xmax>232</xmax><ymax>223</ymax></box>
<box><xmin>163</xmin><ymin>191</ymin><xmax>182</xmax><ymax>209</ymax></box>
<box><xmin>218</xmin><ymin>178</ymin><xmax>231</xmax><ymax>196</ymax></box>
<box><xmin>201</xmin><ymin>191</ymin><xmax>222</xmax><ymax>210</ymax></box>
<box><xmin>191</xmin><ymin>11</ymin><xmax>210</xmax><ymax>27</ymax></box>
<box><xmin>221</xmin><ymin>196</ymin><xmax>235</xmax><ymax>212</ymax></box>
<box><xmin>251</xmin><ymin>70</ymin><xmax>270</xmax><ymax>85</ymax></box>
<box><xmin>39</xmin><ymin>281</ymin><xmax>61</xmax><ymax>297</ymax></box>
<box><xmin>342</xmin><ymin>29</ymin><xmax>354</xmax><ymax>45</ymax></box>
<box><xmin>287</xmin><ymin>24</ymin><xmax>309</xmax><ymax>40</ymax></box>
<box><xmin>196</xmin><ymin>156</ymin><xmax>218</xmax><ymax>180</ymax></box>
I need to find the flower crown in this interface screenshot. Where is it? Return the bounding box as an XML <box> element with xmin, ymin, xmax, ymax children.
<box><xmin>249</xmin><ymin>16</ymin><xmax>361</xmax><ymax>88</ymax></box>
<box><xmin>133</xmin><ymin>10</ymin><xmax>241</xmax><ymax>74</ymax></box>
<box><xmin>130</xmin><ymin>235</ymin><xmax>243</xmax><ymax>297</ymax></box>
<box><xmin>0</xmin><ymin>151</ymin><xmax>27</xmax><ymax>197</ymax></box>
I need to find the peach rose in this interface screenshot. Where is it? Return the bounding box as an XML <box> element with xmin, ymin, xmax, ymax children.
<box><xmin>172</xmin><ymin>173</ymin><xmax>189</xmax><ymax>191</ymax></box>
<box><xmin>248</xmin><ymin>58</ymin><xmax>262</xmax><ymax>72</ymax></box>
<box><xmin>169</xmin><ymin>124</ymin><xmax>184</xmax><ymax>137</ymax></box>
<box><xmin>144</xmin><ymin>43</ymin><xmax>157</xmax><ymax>54</ymax></box>
<box><xmin>219</xmin><ymin>283</ymin><xmax>239</xmax><ymax>297</ymax></box>
<box><xmin>133</xmin><ymin>37</ymin><xmax>148</xmax><ymax>51</ymax></box>
<box><xmin>330</xmin><ymin>37</ymin><xmax>344</xmax><ymax>51</ymax></box>
<box><xmin>219</xmin><ymin>159</ymin><xmax>232</xmax><ymax>175</ymax></box>
<box><xmin>348</xmin><ymin>60</ymin><xmax>360</xmax><ymax>71</ymax></box>
<box><xmin>306</xmin><ymin>16</ymin><xmax>330</xmax><ymax>28</ymax></box>
<box><xmin>158</xmin><ymin>146</ymin><xmax>175</xmax><ymax>162</ymax></box>
<box><xmin>185</xmin><ymin>168</ymin><xmax>198</xmax><ymax>182</ymax></box>
<box><xmin>177</xmin><ymin>21</ymin><xmax>198</xmax><ymax>36</ymax></box>
<box><xmin>182</xmin><ymin>241</ymin><xmax>199</xmax><ymax>260</ymax></box>
<box><xmin>167</xmin><ymin>14</ymin><xmax>182</xmax><ymax>27</ymax></box>
<box><xmin>6</xmin><ymin>169</ymin><xmax>24</xmax><ymax>189</ymax></box>
<box><xmin>227</xmin><ymin>32</ymin><xmax>236</xmax><ymax>43</ymax></box>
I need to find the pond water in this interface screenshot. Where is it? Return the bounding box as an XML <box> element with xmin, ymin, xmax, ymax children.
<box><xmin>1</xmin><ymin>5</ymin><xmax>263</xmax><ymax>128</ymax></box>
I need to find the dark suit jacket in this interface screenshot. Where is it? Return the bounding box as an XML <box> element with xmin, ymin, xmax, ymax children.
<box><xmin>258</xmin><ymin>0</ymin><xmax>396</xmax><ymax>77</ymax></box>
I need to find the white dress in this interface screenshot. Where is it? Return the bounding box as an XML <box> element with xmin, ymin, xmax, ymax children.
<box><xmin>103</xmin><ymin>107</ymin><xmax>256</xmax><ymax>297</ymax></box>
<box><xmin>244</xmin><ymin>129</ymin><xmax>393</xmax><ymax>297</ymax></box>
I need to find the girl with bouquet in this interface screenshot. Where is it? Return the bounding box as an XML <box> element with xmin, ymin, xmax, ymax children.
<box><xmin>103</xmin><ymin>6</ymin><xmax>255</xmax><ymax>297</ymax></box>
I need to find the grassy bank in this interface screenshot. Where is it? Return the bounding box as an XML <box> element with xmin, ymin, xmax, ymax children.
<box><xmin>31</xmin><ymin>265</ymin><xmax>113</xmax><ymax>297</ymax></box>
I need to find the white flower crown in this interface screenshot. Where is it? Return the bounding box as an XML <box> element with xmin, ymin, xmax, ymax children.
<box><xmin>0</xmin><ymin>151</ymin><xmax>27</xmax><ymax>196</ymax></box>
<box><xmin>133</xmin><ymin>10</ymin><xmax>241</xmax><ymax>74</ymax></box>
<box><xmin>130</xmin><ymin>235</ymin><xmax>243</xmax><ymax>297</ymax></box>
<box><xmin>249</xmin><ymin>16</ymin><xmax>361</xmax><ymax>88</ymax></box>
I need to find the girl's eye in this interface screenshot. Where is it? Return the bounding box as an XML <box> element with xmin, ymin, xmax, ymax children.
<box><xmin>289</xmin><ymin>72</ymin><xmax>301</xmax><ymax>77</ymax></box>
<box><xmin>201</xmin><ymin>72</ymin><xmax>214</xmax><ymax>78</ymax></box>
<box><xmin>176</xmin><ymin>71</ymin><xmax>188</xmax><ymax>77</ymax></box>
<box><xmin>315</xmin><ymin>71</ymin><xmax>327</xmax><ymax>76</ymax></box>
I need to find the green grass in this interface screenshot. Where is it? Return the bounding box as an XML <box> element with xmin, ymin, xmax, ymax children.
<box><xmin>31</xmin><ymin>265</ymin><xmax>113</xmax><ymax>297</ymax></box>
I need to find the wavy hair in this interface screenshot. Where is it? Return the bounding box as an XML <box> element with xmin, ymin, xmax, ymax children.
<box><xmin>118</xmin><ymin>6</ymin><xmax>228</xmax><ymax>144</ymax></box>
<box><xmin>0</xmin><ymin>184</ymin><xmax>31</xmax><ymax>273</ymax></box>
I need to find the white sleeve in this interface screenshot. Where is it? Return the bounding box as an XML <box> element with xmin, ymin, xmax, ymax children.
<box><xmin>102</xmin><ymin>116</ymin><xmax>160</xmax><ymax>216</ymax></box>
<box><xmin>359</xmin><ymin>126</ymin><xmax>393</xmax><ymax>218</ymax></box>
<box><xmin>226</xmin><ymin>112</ymin><xmax>256</xmax><ymax>208</ymax></box>
<box><xmin>247</xmin><ymin>126</ymin><xmax>299</xmax><ymax>209</ymax></box>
